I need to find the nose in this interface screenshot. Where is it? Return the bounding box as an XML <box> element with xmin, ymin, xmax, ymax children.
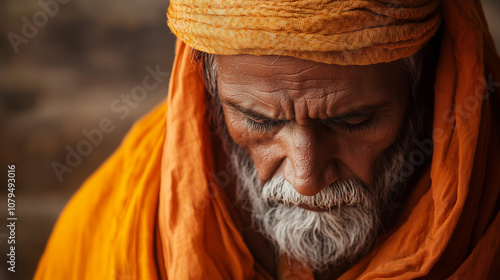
<box><xmin>282</xmin><ymin>125</ymin><xmax>339</xmax><ymax>196</ymax></box>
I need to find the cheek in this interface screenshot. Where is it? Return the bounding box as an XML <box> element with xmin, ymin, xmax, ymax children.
<box><xmin>222</xmin><ymin>106</ymin><xmax>283</xmax><ymax>182</ymax></box>
<box><xmin>336</xmin><ymin>138</ymin><xmax>392</xmax><ymax>187</ymax></box>
<box><xmin>223</xmin><ymin>107</ymin><xmax>248</xmax><ymax>146</ymax></box>
<box><xmin>338</xmin><ymin>109</ymin><xmax>407</xmax><ymax>186</ymax></box>
<box><xmin>222</xmin><ymin>105</ymin><xmax>265</xmax><ymax>157</ymax></box>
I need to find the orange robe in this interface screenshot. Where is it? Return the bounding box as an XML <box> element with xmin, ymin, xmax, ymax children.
<box><xmin>35</xmin><ymin>0</ymin><xmax>500</xmax><ymax>279</ymax></box>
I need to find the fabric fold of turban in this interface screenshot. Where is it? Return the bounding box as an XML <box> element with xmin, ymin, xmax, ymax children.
<box><xmin>167</xmin><ymin>0</ymin><xmax>442</xmax><ymax>65</ymax></box>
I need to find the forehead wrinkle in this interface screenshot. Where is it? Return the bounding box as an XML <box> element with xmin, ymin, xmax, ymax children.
<box><xmin>265</xmin><ymin>64</ymin><xmax>322</xmax><ymax>78</ymax></box>
<box><xmin>325</xmin><ymin>88</ymin><xmax>365</xmax><ymax>117</ymax></box>
<box><xmin>219</xmin><ymin>69</ymin><xmax>342</xmax><ymax>94</ymax></box>
<box><xmin>275</xmin><ymin>94</ymin><xmax>294</xmax><ymax>120</ymax></box>
<box><xmin>284</xmin><ymin>94</ymin><xmax>296</xmax><ymax>121</ymax></box>
<box><xmin>302</xmin><ymin>96</ymin><xmax>310</xmax><ymax>121</ymax></box>
<box><xmin>298</xmin><ymin>91</ymin><xmax>334</xmax><ymax>120</ymax></box>
<box><xmin>274</xmin><ymin>78</ymin><xmax>348</xmax><ymax>94</ymax></box>
<box><xmin>221</xmin><ymin>55</ymin><xmax>319</xmax><ymax>71</ymax></box>
<box><xmin>218</xmin><ymin>72</ymin><xmax>282</xmax><ymax>98</ymax></box>
<box><xmin>219</xmin><ymin>61</ymin><xmax>313</xmax><ymax>81</ymax></box>
<box><xmin>222</xmin><ymin>88</ymin><xmax>282</xmax><ymax>118</ymax></box>
<box><xmin>286</xmin><ymin>86</ymin><xmax>346</xmax><ymax>105</ymax></box>
<box><xmin>221</xmin><ymin>60</ymin><xmax>283</xmax><ymax>69</ymax></box>
<box><xmin>220</xmin><ymin>57</ymin><xmax>329</xmax><ymax>79</ymax></box>
<box><xmin>220</xmin><ymin>73</ymin><xmax>347</xmax><ymax>116</ymax></box>
<box><xmin>218</xmin><ymin>71</ymin><xmax>275</xmax><ymax>86</ymax></box>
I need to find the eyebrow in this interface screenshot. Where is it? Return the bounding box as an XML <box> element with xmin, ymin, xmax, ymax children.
<box><xmin>222</xmin><ymin>99</ymin><xmax>279</xmax><ymax>121</ymax></box>
<box><xmin>222</xmin><ymin>98</ymin><xmax>392</xmax><ymax>122</ymax></box>
<box><xmin>324</xmin><ymin>102</ymin><xmax>392</xmax><ymax>122</ymax></box>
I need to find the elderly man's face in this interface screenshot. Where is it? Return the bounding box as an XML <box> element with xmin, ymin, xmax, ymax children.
<box><xmin>217</xmin><ymin>55</ymin><xmax>410</xmax><ymax>198</ymax></box>
<box><xmin>211</xmin><ymin>54</ymin><xmax>418</xmax><ymax>272</ymax></box>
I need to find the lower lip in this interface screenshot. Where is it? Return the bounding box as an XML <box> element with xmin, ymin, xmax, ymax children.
<box><xmin>297</xmin><ymin>204</ymin><xmax>330</xmax><ymax>212</ymax></box>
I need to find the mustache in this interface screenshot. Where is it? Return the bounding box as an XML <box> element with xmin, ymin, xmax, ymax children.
<box><xmin>261</xmin><ymin>175</ymin><xmax>373</xmax><ymax>210</ymax></box>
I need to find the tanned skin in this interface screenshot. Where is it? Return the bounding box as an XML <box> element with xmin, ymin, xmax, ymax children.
<box><xmin>215</xmin><ymin>54</ymin><xmax>411</xmax><ymax>279</ymax></box>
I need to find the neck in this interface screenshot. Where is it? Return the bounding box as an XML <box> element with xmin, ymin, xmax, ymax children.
<box><xmin>313</xmin><ymin>265</ymin><xmax>349</xmax><ymax>280</ymax></box>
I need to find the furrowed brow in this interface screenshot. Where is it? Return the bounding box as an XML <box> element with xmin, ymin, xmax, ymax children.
<box><xmin>223</xmin><ymin>98</ymin><xmax>392</xmax><ymax>122</ymax></box>
<box><xmin>325</xmin><ymin>101</ymin><xmax>393</xmax><ymax>122</ymax></box>
<box><xmin>222</xmin><ymin>98</ymin><xmax>280</xmax><ymax>121</ymax></box>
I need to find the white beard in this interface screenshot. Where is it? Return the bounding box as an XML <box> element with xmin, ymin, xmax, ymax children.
<box><xmin>230</xmin><ymin>152</ymin><xmax>378</xmax><ymax>272</ymax></box>
<box><xmin>224</xmin><ymin>122</ymin><xmax>415</xmax><ymax>272</ymax></box>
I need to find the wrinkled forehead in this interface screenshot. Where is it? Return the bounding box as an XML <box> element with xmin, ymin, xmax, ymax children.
<box><xmin>216</xmin><ymin>54</ymin><xmax>409</xmax><ymax>93</ymax></box>
<box><xmin>215</xmin><ymin>54</ymin><xmax>410</xmax><ymax>120</ymax></box>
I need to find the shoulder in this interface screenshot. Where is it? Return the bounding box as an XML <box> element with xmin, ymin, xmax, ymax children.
<box><xmin>35</xmin><ymin>100</ymin><xmax>168</xmax><ymax>280</ymax></box>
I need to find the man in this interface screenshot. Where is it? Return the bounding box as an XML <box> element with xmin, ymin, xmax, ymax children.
<box><xmin>201</xmin><ymin>51</ymin><xmax>429</xmax><ymax>279</ymax></box>
<box><xmin>36</xmin><ymin>0</ymin><xmax>499</xmax><ymax>279</ymax></box>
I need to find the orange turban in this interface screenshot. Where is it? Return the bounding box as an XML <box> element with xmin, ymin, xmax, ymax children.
<box><xmin>35</xmin><ymin>0</ymin><xmax>499</xmax><ymax>279</ymax></box>
<box><xmin>167</xmin><ymin>0</ymin><xmax>442</xmax><ymax>65</ymax></box>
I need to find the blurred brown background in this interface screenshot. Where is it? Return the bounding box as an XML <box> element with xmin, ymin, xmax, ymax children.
<box><xmin>0</xmin><ymin>0</ymin><xmax>175</xmax><ymax>279</ymax></box>
<box><xmin>0</xmin><ymin>0</ymin><xmax>498</xmax><ymax>279</ymax></box>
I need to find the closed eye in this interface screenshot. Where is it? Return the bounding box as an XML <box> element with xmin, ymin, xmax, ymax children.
<box><xmin>246</xmin><ymin>115</ymin><xmax>374</xmax><ymax>134</ymax></box>
<box><xmin>323</xmin><ymin>114</ymin><xmax>374</xmax><ymax>133</ymax></box>
<box><xmin>224</xmin><ymin>98</ymin><xmax>389</xmax><ymax>134</ymax></box>
<box><xmin>245</xmin><ymin>117</ymin><xmax>284</xmax><ymax>133</ymax></box>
